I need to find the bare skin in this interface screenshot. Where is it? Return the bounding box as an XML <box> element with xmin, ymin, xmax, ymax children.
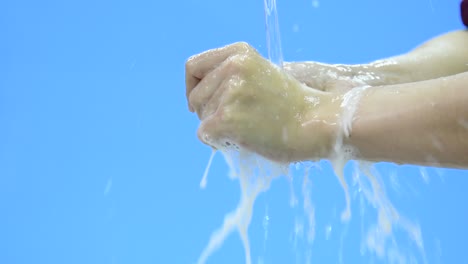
<box><xmin>345</xmin><ymin>73</ymin><xmax>468</xmax><ymax>168</ymax></box>
<box><xmin>186</xmin><ymin>43</ymin><xmax>333</xmax><ymax>162</ymax></box>
<box><xmin>185</xmin><ymin>30</ymin><xmax>468</xmax><ymax>168</ymax></box>
<box><xmin>284</xmin><ymin>30</ymin><xmax>468</xmax><ymax>92</ymax></box>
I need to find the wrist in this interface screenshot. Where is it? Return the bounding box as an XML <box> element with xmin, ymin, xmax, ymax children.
<box><xmin>297</xmin><ymin>85</ymin><xmax>370</xmax><ymax>162</ymax></box>
<box><xmin>295</xmin><ymin>89</ymin><xmax>342</xmax><ymax>161</ymax></box>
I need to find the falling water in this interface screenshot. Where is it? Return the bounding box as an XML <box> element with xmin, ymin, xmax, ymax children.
<box><xmin>261</xmin><ymin>1</ymin><xmax>426</xmax><ymax>263</ymax></box>
<box><xmin>197</xmin><ymin>1</ymin><xmax>427</xmax><ymax>263</ymax></box>
<box><xmin>264</xmin><ymin>0</ymin><xmax>284</xmax><ymax>68</ymax></box>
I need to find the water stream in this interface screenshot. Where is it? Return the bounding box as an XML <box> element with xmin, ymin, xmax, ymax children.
<box><xmin>264</xmin><ymin>0</ymin><xmax>284</xmax><ymax>68</ymax></box>
<box><xmin>196</xmin><ymin>1</ymin><xmax>426</xmax><ymax>263</ymax></box>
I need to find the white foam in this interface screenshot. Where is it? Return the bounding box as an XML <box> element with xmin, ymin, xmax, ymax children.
<box><xmin>302</xmin><ymin>166</ymin><xmax>316</xmax><ymax>243</ymax></box>
<box><xmin>340</xmin><ymin>85</ymin><xmax>370</xmax><ymax>137</ymax></box>
<box><xmin>197</xmin><ymin>149</ymin><xmax>426</xmax><ymax>263</ymax></box>
<box><xmin>196</xmin><ymin>0</ymin><xmax>426</xmax><ymax>258</ymax></box>
<box><xmin>197</xmin><ymin>148</ymin><xmax>286</xmax><ymax>264</ymax></box>
<box><xmin>200</xmin><ymin>148</ymin><xmax>216</xmax><ymax>189</ymax></box>
<box><xmin>354</xmin><ymin>162</ymin><xmax>427</xmax><ymax>263</ymax></box>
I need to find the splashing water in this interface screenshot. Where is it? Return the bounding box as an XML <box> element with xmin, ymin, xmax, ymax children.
<box><xmin>197</xmin><ymin>149</ymin><xmax>287</xmax><ymax>264</ymax></box>
<box><xmin>196</xmin><ymin>1</ymin><xmax>426</xmax><ymax>263</ymax></box>
<box><xmin>353</xmin><ymin>162</ymin><xmax>426</xmax><ymax>263</ymax></box>
<box><xmin>197</xmin><ymin>153</ymin><xmax>426</xmax><ymax>263</ymax></box>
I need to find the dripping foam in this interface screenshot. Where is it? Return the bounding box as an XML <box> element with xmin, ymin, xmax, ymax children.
<box><xmin>197</xmin><ymin>147</ymin><xmax>287</xmax><ymax>264</ymax></box>
<box><xmin>200</xmin><ymin>149</ymin><xmax>216</xmax><ymax>189</ymax></box>
<box><xmin>197</xmin><ymin>0</ymin><xmax>426</xmax><ymax>261</ymax></box>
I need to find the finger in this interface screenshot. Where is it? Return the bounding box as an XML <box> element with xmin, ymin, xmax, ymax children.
<box><xmin>190</xmin><ymin>56</ymin><xmax>244</xmax><ymax>119</ymax></box>
<box><xmin>189</xmin><ymin>58</ymin><xmax>232</xmax><ymax>118</ymax></box>
<box><xmin>186</xmin><ymin>75</ymin><xmax>200</xmax><ymax>112</ymax></box>
<box><xmin>200</xmin><ymin>75</ymin><xmax>236</xmax><ymax>120</ymax></box>
<box><xmin>185</xmin><ymin>42</ymin><xmax>256</xmax><ymax>108</ymax></box>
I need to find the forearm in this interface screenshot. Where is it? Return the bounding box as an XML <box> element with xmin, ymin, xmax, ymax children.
<box><xmin>344</xmin><ymin>72</ymin><xmax>468</xmax><ymax>168</ymax></box>
<box><xmin>366</xmin><ymin>30</ymin><xmax>468</xmax><ymax>85</ymax></box>
<box><xmin>286</xmin><ymin>30</ymin><xmax>468</xmax><ymax>89</ymax></box>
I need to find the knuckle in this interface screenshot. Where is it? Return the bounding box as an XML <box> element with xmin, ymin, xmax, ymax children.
<box><xmin>226</xmin><ymin>53</ymin><xmax>251</xmax><ymax>73</ymax></box>
<box><xmin>233</xmin><ymin>42</ymin><xmax>252</xmax><ymax>53</ymax></box>
<box><xmin>225</xmin><ymin>42</ymin><xmax>256</xmax><ymax>55</ymax></box>
<box><xmin>226</xmin><ymin>54</ymin><xmax>244</xmax><ymax>70</ymax></box>
<box><xmin>185</xmin><ymin>54</ymin><xmax>199</xmax><ymax>72</ymax></box>
<box><xmin>220</xmin><ymin>75</ymin><xmax>243</xmax><ymax>103</ymax></box>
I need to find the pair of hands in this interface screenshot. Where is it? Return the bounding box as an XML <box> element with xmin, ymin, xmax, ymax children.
<box><xmin>185</xmin><ymin>42</ymin><xmax>358</xmax><ymax>162</ymax></box>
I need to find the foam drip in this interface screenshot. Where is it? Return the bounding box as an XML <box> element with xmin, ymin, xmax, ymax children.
<box><xmin>197</xmin><ymin>151</ymin><xmax>426</xmax><ymax>263</ymax></box>
<box><xmin>200</xmin><ymin>149</ymin><xmax>216</xmax><ymax>189</ymax></box>
<box><xmin>353</xmin><ymin>162</ymin><xmax>427</xmax><ymax>263</ymax></box>
<box><xmin>330</xmin><ymin>83</ymin><xmax>426</xmax><ymax>262</ymax></box>
<box><xmin>197</xmin><ymin>148</ymin><xmax>287</xmax><ymax>264</ymax></box>
<box><xmin>196</xmin><ymin>0</ymin><xmax>426</xmax><ymax>259</ymax></box>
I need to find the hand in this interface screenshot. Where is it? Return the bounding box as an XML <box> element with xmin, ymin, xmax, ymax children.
<box><xmin>185</xmin><ymin>42</ymin><xmax>340</xmax><ymax>162</ymax></box>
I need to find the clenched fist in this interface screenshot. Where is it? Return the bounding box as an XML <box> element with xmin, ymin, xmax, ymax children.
<box><xmin>185</xmin><ymin>42</ymin><xmax>340</xmax><ymax>162</ymax></box>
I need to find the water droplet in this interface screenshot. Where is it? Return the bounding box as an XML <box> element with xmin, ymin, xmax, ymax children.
<box><xmin>104</xmin><ymin>178</ymin><xmax>112</xmax><ymax>196</ymax></box>
<box><xmin>292</xmin><ymin>24</ymin><xmax>300</xmax><ymax>33</ymax></box>
<box><xmin>325</xmin><ymin>224</ymin><xmax>332</xmax><ymax>240</ymax></box>
<box><xmin>312</xmin><ymin>0</ymin><xmax>319</xmax><ymax>8</ymax></box>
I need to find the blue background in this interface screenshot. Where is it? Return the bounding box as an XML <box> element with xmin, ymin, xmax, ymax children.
<box><xmin>2</xmin><ymin>0</ymin><xmax>467</xmax><ymax>263</ymax></box>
